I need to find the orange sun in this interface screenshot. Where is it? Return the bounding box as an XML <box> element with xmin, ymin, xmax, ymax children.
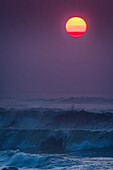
<box><xmin>65</xmin><ymin>17</ymin><xmax>87</xmax><ymax>37</ymax></box>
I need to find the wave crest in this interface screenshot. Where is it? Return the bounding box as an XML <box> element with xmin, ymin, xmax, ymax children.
<box><xmin>0</xmin><ymin>129</ymin><xmax>113</xmax><ymax>153</ymax></box>
<box><xmin>0</xmin><ymin>108</ymin><xmax>113</xmax><ymax>130</ymax></box>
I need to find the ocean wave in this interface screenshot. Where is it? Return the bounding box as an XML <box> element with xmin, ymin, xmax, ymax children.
<box><xmin>1</xmin><ymin>150</ymin><xmax>113</xmax><ymax>170</ymax></box>
<box><xmin>42</xmin><ymin>96</ymin><xmax>113</xmax><ymax>104</ymax></box>
<box><xmin>0</xmin><ymin>150</ymin><xmax>50</xmax><ymax>168</ymax></box>
<box><xmin>0</xmin><ymin>108</ymin><xmax>113</xmax><ymax>130</ymax></box>
<box><xmin>0</xmin><ymin>129</ymin><xmax>113</xmax><ymax>153</ymax></box>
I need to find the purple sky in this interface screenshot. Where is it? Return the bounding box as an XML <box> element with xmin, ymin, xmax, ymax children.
<box><xmin>0</xmin><ymin>0</ymin><xmax>113</xmax><ymax>95</ymax></box>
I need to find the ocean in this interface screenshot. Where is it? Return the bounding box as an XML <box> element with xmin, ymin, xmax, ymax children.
<box><xmin>0</xmin><ymin>93</ymin><xmax>113</xmax><ymax>170</ymax></box>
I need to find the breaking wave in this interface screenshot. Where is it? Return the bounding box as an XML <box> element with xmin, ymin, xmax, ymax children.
<box><xmin>0</xmin><ymin>96</ymin><xmax>113</xmax><ymax>169</ymax></box>
<box><xmin>0</xmin><ymin>128</ymin><xmax>113</xmax><ymax>154</ymax></box>
<box><xmin>0</xmin><ymin>108</ymin><xmax>113</xmax><ymax>130</ymax></box>
<box><xmin>0</xmin><ymin>150</ymin><xmax>51</xmax><ymax>168</ymax></box>
<box><xmin>0</xmin><ymin>107</ymin><xmax>113</xmax><ymax>154</ymax></box>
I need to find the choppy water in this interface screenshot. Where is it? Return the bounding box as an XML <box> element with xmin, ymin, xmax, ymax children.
<box><xmin>0</xmin><ymin>94</ymin><xmax>113</xmax><ymax>169</ymax></box>
<box><xmin>0</xmin><ymin>150</ymin><xmax>113</xmax><ymax>170</ymax></box>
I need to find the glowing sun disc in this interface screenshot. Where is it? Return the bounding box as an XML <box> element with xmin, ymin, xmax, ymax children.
<box><xmin>65</xmin><ymin>17</ymin><xmax>87</xmax><ymax>37</ymax></box>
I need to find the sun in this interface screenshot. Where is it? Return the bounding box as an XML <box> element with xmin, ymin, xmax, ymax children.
<box><xmin>65</xmin><ymin>17</ymin><xmax>87</xmax><ymax>37</ymax></box>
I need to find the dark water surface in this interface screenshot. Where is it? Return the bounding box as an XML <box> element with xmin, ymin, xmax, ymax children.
<box><xmin>0</xmin><ymin>94</ymin><xmax>113</xmax><ymax>169</ymax></box>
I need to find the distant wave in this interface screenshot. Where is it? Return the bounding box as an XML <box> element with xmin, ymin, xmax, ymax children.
<box><xmin>13</xmin><ymin>96</ymin><xmax>113</xmax><ymax>103</ymax></box>
<box><xmin>0</xmin><ymin>129</ymin><xmax>113</xmax><ymax>154</ymax></box>
<box><xmin>0</xmin><ymin>108</ymin><xmax>113</xmax><ymax>130</ymax></box>
<box><xmin>40</xmin><ymin>96</ymin><xmax>113</xmax><ymax>104</ymax></box>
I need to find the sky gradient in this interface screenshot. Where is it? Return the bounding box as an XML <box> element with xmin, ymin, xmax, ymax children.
<box><xmin>0</xmin><ymin>0</ymin><xmax>113</xmax><ymax>96</ymax></box>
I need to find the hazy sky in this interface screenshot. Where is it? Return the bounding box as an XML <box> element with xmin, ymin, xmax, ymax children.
<box><xmin>0</xmin><ymin>0</ymin><xmax>113</xmax><ymax>95</ymax></box>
